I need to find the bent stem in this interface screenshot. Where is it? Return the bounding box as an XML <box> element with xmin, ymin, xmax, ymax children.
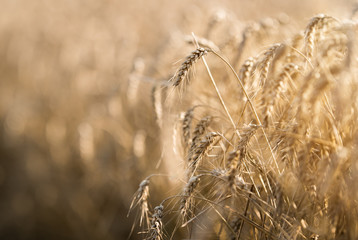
<box><xmin>191</xmin><ymin>33</ymin><xmax>241</xmax><ymax>137</ymax></box>
<box><xmin>210</xmin><ymin>49</ymin><xmax>281</xmax><ymax>174</ymax></box>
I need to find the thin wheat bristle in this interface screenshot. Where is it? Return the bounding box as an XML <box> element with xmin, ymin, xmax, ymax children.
<box><xmin>173</xmin><ymin>47</ymin><xmax>208</xmax><ymax>87</ymax></box>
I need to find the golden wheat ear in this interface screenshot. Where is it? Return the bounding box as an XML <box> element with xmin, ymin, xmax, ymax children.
<box><xmin>128</xmin><ymin>179</ymin><xmax>150</xmax><ymax>226</ymax></box>
<box><xmin>179</xmin><ymin>175</ymin><xmax>201</xmax><ymax>223</ymax></box>
<box><xmin>172</xmin><ymin>47</ymin><xmax>208</xmax><ymax>87</ymax></box>
<box><xmin>182</xmin><ymin>107</ymin><xmax>195</xmax><ymax>148</ymax></box>
<box><xmin>304</xmin><ymin>14</ymin><xmax>338</xmax><ymax>61</ymax></box>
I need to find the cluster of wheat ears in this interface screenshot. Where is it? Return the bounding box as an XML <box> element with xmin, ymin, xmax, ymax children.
<box><xmin>128</xmin><ymin>13</ymin><xmax>358</xmax><ymax>240</ymax></box>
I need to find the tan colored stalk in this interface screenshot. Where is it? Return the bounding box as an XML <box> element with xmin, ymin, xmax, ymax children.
<box><xmin>208</xmin><ymin>48</ymin><xmax>281</xmax><ymax>174</ymax></box>
<box><xmin>191</xmin><ymin>33</ymin><xmax>241</xmax><ymax>137</ymax></box>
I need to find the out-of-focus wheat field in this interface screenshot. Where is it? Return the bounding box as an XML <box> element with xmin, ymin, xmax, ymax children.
<box><xmin>0</xmin><ymin>0</ymin><xmax>357</xmax><ymax>239</ymax></box>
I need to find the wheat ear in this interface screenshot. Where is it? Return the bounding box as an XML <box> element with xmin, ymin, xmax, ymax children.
<box><xmin>173</xmin><ymin>47</ymin><xmax>208</xmax><ymax>87</ymax></box>
<box><xmin>180</xmin><ymin>175</ymin><xmax>201</xmax><ymax>222</ymax></box>
<box><xmin>149</xmin><ymin>204</ymin><xmax>164</xmax><ymax>240</ymax></box>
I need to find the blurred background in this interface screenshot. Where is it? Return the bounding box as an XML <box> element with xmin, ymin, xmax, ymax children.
<box><xmin>0</xmin><ymin>0</ymin><xmax>354</xmax><ymax>239</ymax></box>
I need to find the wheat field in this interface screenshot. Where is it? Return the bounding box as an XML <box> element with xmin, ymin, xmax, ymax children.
<box><xmin>0</xmin><ymin>0</ymin><xmax>357</xmax><ymax>239</ymax></box>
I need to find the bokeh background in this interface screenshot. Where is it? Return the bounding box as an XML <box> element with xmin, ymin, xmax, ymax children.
<box><xmin>0</xmin><ymin>0</ymin><xmax>354</xmax><ymax>239</ymax></box>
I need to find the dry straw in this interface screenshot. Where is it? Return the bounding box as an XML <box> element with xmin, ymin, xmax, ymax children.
<box><xmin>129</xmin><ymin>13</ymin><xmax>358</xmax><ymax>240</ymax></box>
